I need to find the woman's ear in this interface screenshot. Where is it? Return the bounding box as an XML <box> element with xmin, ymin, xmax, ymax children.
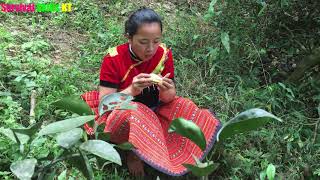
<box><xmin>128</xmin><ymin>37</ymin><xmax>133</xmax><ymax>44</ymax></box>
<box><xmin>124</xmin><ymin>33</ymin><xmax>132</xmax><ymax>42</ymax></box>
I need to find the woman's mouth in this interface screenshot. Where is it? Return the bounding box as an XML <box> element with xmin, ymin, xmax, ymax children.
<box><xmin>145</xmin><ymin>53</ymin><xmax>153</xmax><ymax>58</ymax></box>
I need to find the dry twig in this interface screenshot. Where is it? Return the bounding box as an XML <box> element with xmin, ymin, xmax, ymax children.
<box><xmin>30</xmin><ymin>90</ymin><xmax>37</xmax><ymax>124</ymax></box>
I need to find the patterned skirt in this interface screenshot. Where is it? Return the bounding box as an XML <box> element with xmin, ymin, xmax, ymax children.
<box><xmin>81</xmin><ymin>91</ymin><xmax>221</xmax><ymax>176</ymax></box>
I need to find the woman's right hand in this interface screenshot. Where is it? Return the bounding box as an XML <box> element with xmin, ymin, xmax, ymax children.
<box><xmin>130</xmin><ymin>73</ymin><xmax>153</xmax><ymax>96</ymax></box>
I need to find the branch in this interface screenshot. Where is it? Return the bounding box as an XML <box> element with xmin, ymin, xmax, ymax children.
<box><xmin>313</xmin><ymin>119</ymin><xmax>320</xmax><ymax>144</ymax></box>
<box><xmin>29</xmin><ymin>90</ymin><xmax>36</xmax><ymax>124</ymax></box>
<box><xmin>313</xmin><ymin>105</ymin><xmax>320</xmax><ymax>143</ymax></box>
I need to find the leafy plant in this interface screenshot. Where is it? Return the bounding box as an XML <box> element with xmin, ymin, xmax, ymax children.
<box><xmin>1</xmin><ymin>93</ymin><xmax>136</xmax><ymax>180</ymax></box>
<box><xmin>1</xmin><ymin>0</ymin><xmax>319</xmax><ymax>178</ymax></box>
<box><xmin>217</xmin><ymin>108</ymin><xmax>282</xmax><ymax>142</ymax></box>
<box><xmin>260</xmin><ymin>163</ymin><xmax>276</xmax><ymax>180</ymax></box>
<box><xmin>98</xmin><ymin>93</ymin><xmax>136</xmax><ymax>116</ymax></box>
<box><xmin>169</xmin><ymin>108</ymin><xmax>281</xmax><ymax>177</ymax></box>
<box><xmin>169</xmin><ymin>118</ymin><xmax>207</xmax><ymax>151</ymax></box>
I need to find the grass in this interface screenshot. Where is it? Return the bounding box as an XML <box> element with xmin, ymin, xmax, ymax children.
<box><xmin>0</xmin><ymin>0</ymin><xmax>319</xmax><ymax>179</ymax></box>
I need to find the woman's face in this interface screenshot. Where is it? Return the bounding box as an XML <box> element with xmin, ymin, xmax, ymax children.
<box><xmin>129</xmin><ymin>22</ymin><xmax>162</xmax><ymax>61</ymax></box>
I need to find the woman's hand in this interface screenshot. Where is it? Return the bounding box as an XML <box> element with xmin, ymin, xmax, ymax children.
<box><xmin>157</xmin><ymin>73</ymin><xmax>176</xmax><ymax>103</ymax></box>
<box><xmin>157</xmin><ymin>73</ymin><xmax>174</xmax><ymax>91</ymax></box>
<box><xmin>121</xmin><ymin>73</ymin><xmax>153</xmax><ymax>96</ymax></box>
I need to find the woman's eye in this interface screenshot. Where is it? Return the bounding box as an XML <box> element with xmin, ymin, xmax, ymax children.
<box><xmin>139</xmin><ymin>41</ymin><xmax>148</xmax><ymax>45</ymax></box>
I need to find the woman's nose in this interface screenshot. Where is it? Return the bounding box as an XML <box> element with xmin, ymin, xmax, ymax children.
<box><xmin>147</xmin><ymin>43</ymin><xmax>157</xmax><ymax>52</ymax></box>
<box><xmin>146</xmin><ymin>43</ymin><xmax>154</xmax><ymax>52</ymax></box>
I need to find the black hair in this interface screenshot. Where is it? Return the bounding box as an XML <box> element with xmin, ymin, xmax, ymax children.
<box><xmin>125</xmin><ymin>7</ymin><xmax>162</xmax><ymax>37</ymax></box>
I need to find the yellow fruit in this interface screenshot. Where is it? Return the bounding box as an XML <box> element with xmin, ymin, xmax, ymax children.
<box><xmin>149</xmin><ymin>73</ymin><xmax>162</xmax><ymax>84</ymax></box>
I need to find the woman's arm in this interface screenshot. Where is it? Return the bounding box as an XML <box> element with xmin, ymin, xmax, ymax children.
<box><xmin>99</xmin><ymin>73</ymin><xmax>153</xmax><ymax>101</ymax></box>
<box><xmin>99</xmin><ymin>85</ymin><xmax>141</xmax><ymax>100</ymax></box>
<box><xmin>158</xmin><ymin>73</ymin><xmax>176</xmax><ymax>103</ymax></box>
<box><xmin>99</xmin><ymin>86</ymin><xmax>117</xmax><ymax>101</ymax></box>
<box><xmin>159</xmin><ymin>85</ymin><xmax>176</xmax><ymax>103</ymax></box>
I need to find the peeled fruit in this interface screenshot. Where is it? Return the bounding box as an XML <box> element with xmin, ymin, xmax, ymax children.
<box><xmin>149</xmin><ymin>73</ymin><xmax>163</xmax><ymax>84</ymax></box>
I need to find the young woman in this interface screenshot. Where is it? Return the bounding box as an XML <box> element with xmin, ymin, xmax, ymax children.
<box><xmin>81</xmin><ymin>7</ymin><xmax>221</xmax><ymax>177</ymax></box>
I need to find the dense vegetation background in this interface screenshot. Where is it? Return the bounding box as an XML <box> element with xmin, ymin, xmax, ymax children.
<box><xmin>0</xmin><ymin>0</ymin><xmax>319</xmax><ymax>179</ymax></box>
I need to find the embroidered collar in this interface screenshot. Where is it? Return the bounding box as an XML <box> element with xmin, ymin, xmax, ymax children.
<box><xmin>129</xmin><ymin>44</ymin><xmax>143</xmax><ymax>62</ymax></box>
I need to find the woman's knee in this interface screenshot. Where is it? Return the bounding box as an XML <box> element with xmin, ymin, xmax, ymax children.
<box><xmin>174</xmin><ymin>96</ymin><xmax>198</xmax><ymax>108</ymax></box>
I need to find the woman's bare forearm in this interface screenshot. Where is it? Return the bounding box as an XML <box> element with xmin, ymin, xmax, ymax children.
<box><xmin>120</xmin><ymin>85</ymin><xmax>141</xmax><ymax>96</ymax></box>
<box><xmin>98</xmin><ymin>86</ymin><xmax>117</xmax><ymax>101</ymax></box>
<box><xmin>159</xmin><ymin>87</ymin><xmax>176</xmax><ymax>103</ymax></box>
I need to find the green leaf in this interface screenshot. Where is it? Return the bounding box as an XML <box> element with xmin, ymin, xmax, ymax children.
<box><xmin>10</xmin><ymin>159</ymin><xmax>37</xmax><ymax>180</ymax></box>
<box><xmin>169</xmin><ymin>118</ymin><xmax>206</xmax><ymax>151</ymax></box>
<box><xmin>183</xmin><ymin>156</ymin><xmax>219</xmax><ymax>177</ymax></box>
<box><xmin>52</xmin><ymin>96</ymin><xmax>94</xmax><ymax>115</ymax></box>
<box><xmin>204</xmin><ymin>0</ymin><xmax>218</xmax><ymax>20</ymax></box>
<box><xmin>220</xmin><ymin>32</ymin><xmax>230</xmax><ymax>53</ymax></box>
<box><xmin>266</xmin><ymin>164</ymin><xmax>276</xmax><ymax>180</ymax></box>
<box><xmin>12</xmin><ymin>122</ymin><xmax>42</xmax><ymax>137</ymax></box>
<box><xmin>57</xmin><ymin>170</ymin><xmax>67</xmax><ymax>180</ymax></box>
<box><xmin>116</xmin><ymin>142</ymin><xmax>134</xmax><ymax>150</ymax></box>
<box><xmin>217</xmin><ymin>108</ymin><xmax>282</xmax><ymax>142</ymax></box>
<box><xmin>80</xmin><ymin>140</ymin><xmax>121</xmax><ymax>165</ymax></box>
<box><xmin>56</xmin><ymin>128</ymin><xmax>83</xmax><ymax>149</ymax></box>
<box><xmin>67</xmin><ymin>150</ymin><xmax>94</xmax><ymax>180</ymax></box>
<box><xmin>96</xmin><ymin>131</ymin><xmax>111</xmax><ymax>142</ymax></box>
<box><xmin>0</xmin><ymin>127</ymin><xmax>29</xmax><ymax>144</ymax></box>
<box><xmin>98</xmin><ymin>93</ymin><xmax>135</xmax><ymax>116</ymax></box>
<box><xmin>39</xmin><ymin>115</ymin><xmax>95</xmax><ymax>136</ymax></box>
<box><xmin>118</xmin><ymin>103</ymin><xmax>137</xmax><ymax>111</ymax></box>
<box><xmin>258</xmin><ymin>4</ymin><xmax>267</xmax><ymax>17</ymax></box>
<box><xmin>0</xmin><ymin>91</ymin><xmax>11</xmax><ymax>96</ymax></box>
<box><xmin>0</xmin><ymin>171</ymin><xmax>11</xmax><ymax>176</ymax></box>
<box><xmin>260</xmin><ymin>171</ymin><xmax>267</xmax><ymax>180</ymax></box>
<box><xmin>280</xmin><ymin>0</ymin><xmax>289</xmax><ymax>8</ymax></box>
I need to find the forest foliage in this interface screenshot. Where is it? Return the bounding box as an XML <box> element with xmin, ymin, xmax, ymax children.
<box><xmin>0</xmin><ymin>0</ymin><xmax>319</xmax><ymax>179</ymax></box>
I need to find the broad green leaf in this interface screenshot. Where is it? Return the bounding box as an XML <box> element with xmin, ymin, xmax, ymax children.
<box><xmin>12</xmin><ymin>122</ymin><xmax>42</xmax><ymax>137</ymax></box>
<box><xmin>10</xmin><ymin>159</ymin><xmax>37</xmax><ymax>180</ymax></box>
<box><xmin>217</xmin><ymin>108</ymin><xmax>282</xmax><ymax>142</ymax></box>
<box><xmin>67</xmin><ymin>150</ymin><xmax>94</xmax><ymax>180</ymax></box>
<box><xmin>204</xmin><ymin>0</ymin><xmax>218</xmax><ymax>20</ymax></box>
<box><xmin>56</xmin><ymin>128</ymin><xmax>83</xmax><ymax>149</ymax></box>
<box><xmin>169</xmin><ymin>118</ymin><xmax>206</xmax><ymax>151</ymax></box>
<box><xmin>118</xmin><ymin>103</ymin><xmax>137</xmax><ymax>111</ymax></box>
<box><xmin>116</xmin><ymin>142</ymin><xmax>134</xmax><ymax>150</ymax></box>
<box><xmin>220</xmin><ymin>32</ymin><xmax>230</xmax><ymax>53</ymax></box>
<box><xmin>260</xmin><ymin>171</ymin><xmax>267</xmax><ymax>180</ymax></box>
<box><xmin>57</xmin><ymin>170</ymin><xmax>67</xmax><ymax>180</ymax></box>
<box><xmin>266</xmin><ymin>164</ymin><xmax>276</xmax><ymax>180</ymax></box>
<box><xmin>183</xmin><ymin>156</ymin><xmax>219</xmax><ymax>177</ymax></box>
<box><xmin>52</xmin><ymin>96</ymin><xmax>94</xmax><ymax>115</ymax></box>
<box><xmin>80</xmin><ymin>140</ymin><xmax>121</xmax><ymax>165</ymax></box>
<box><xmin>98</xmin><ymin>93</ymin><xmax>135</xmax><ymax>116</ymax></box>
<box><xmin>0</xmin><ymin>128</ymin><xmax>29</xmax><ymax>144</ymax></box>
<box><xmin>79</xmin><ymin>150</ymin><xmax>94</xmax><ymax>180</ymax></box>
<box><xmin>39</xmin><ymin>115</ymin><xmax>95</xmax><ymax>136</ymax></box>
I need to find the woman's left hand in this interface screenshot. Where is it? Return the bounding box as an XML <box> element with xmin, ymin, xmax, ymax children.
<box><xmin>157</xmin><ymin>73</ymin><xmax>175</xmax><ymax>91</ymax></box>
